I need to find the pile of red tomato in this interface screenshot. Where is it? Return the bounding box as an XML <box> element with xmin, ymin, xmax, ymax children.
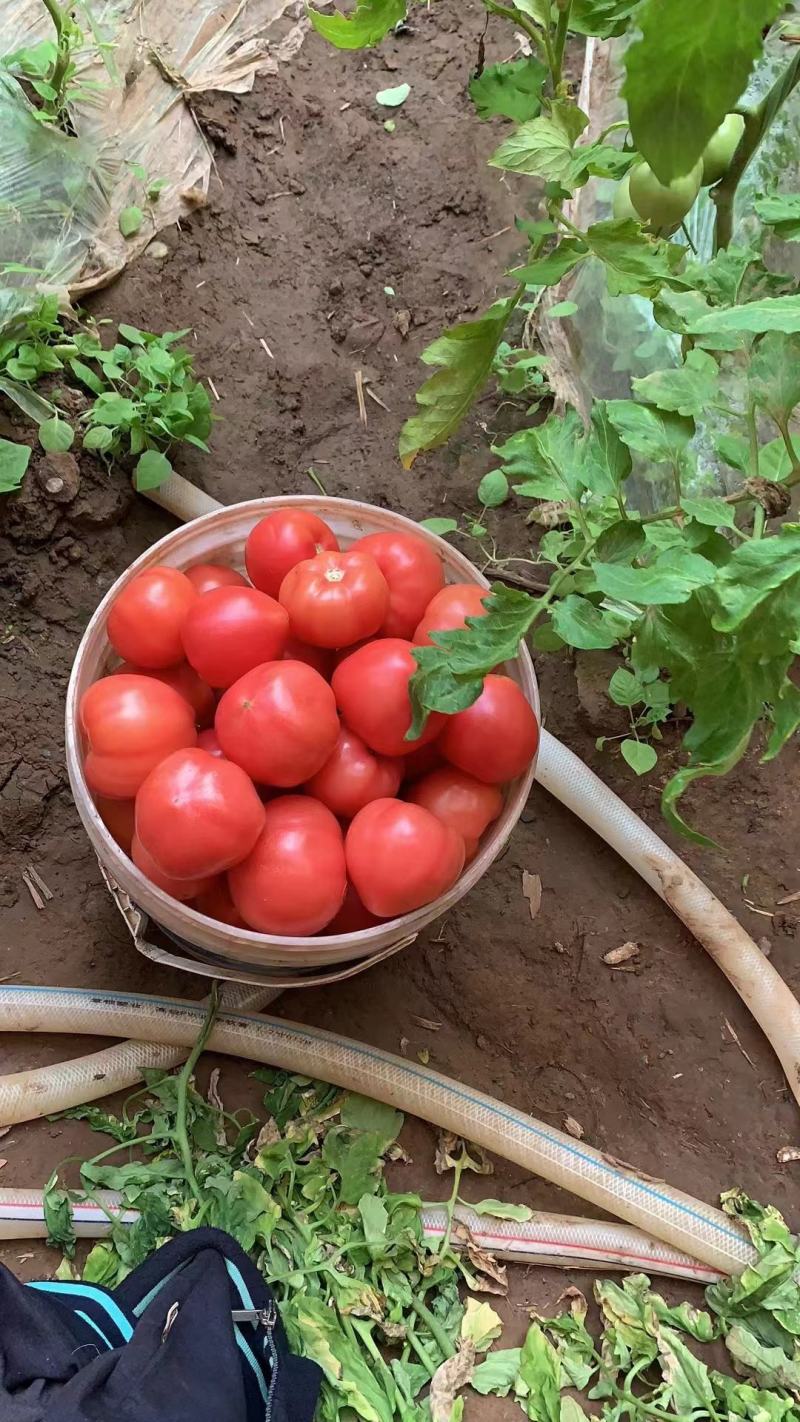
<box><xmin>80</xmin><ymin>509</ymin><xmax>539</xmax><ymax>938</ymax></box>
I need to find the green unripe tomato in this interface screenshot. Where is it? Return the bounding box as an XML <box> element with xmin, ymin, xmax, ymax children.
<box><xmin>700</xmin><ymin>112</ymin><xmax>745</xmax><ymax>186</ymax></box>
<box><xmin>628</xmin><ymin>159</ymin><xmax>703</xmax><ymax>227</ymax></box>
<box><xmin>612</xmin><ymin>171</ymin><xmax>640</xmax><ymax>221</ymax></box>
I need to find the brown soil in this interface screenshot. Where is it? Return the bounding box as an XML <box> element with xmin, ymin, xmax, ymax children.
<box><xmin>1</xmin><ymin>4</ymin><xmax>799</xmax><ymax>1415</ymax></box>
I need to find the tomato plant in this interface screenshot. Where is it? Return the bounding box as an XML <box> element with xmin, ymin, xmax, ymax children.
<box><xmin>345</xmin><ymin>798</ymin><xmax>464</xmax><ymax>918</ymax></box>
<box><xmin>81</xmin><ymin>674</ymin><xmax>197</xmax><ymax>799</ymax></box>
<box><xmin>245</xmin><ymin>509</ymin><xmax>339</xmax><ymax>597</ymax></box>
<box><xmin>185</xmin><ymin>563</ymin><xmax>248</xmax><ymax>596</ymax></box>
<box><xmin>135</xmin><ymin>747</ymin><xmax>265</xmax><ymax>880</ymax></box>
<box><xmin>332</xmin><ymin>639</ymin><xmax>445</xmax><ymax>757</ymax></box>
<box><xmin>304</xmin><ymin>726</ymin><xmax>403</xmax><ymax>819</ymax></box>
<box><xmin>356</xmin><ymin>531</ymin><xmax>444</xmax><ymax>638</ymax></box>
<box><xmin>279</xmin><ymin>549</ymin><xmax>389</xmax><ymax>649</ymax></box>
<box><xmin>181</xmin><ymin>586</ymin><xmax>289</xmax><ymax>688</ymax></box>
<box><xmin>229</xmin><ymin>796</ymin><xmax>347</xmax><ymax>935</ymax></box>
<box><xmin>107</xmin><ymin>567</ymin><xmax>196</xmax><ymax>669</ymax></box>
<box><xmin>216</xmin><ymin>660</ymin><xmax>340</xmax><ymax>786</ymax></box>
<box><xmin>407</xmin><ymin>767</ymin><xmax>503</xmax><ymax>860</ymax></box>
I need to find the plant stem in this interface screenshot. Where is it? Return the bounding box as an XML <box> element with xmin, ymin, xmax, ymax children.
<box><xmin>410</xmin><ymin>1296</ymin><xmax>457</xmax><ymax>1361</ymax></box>
<box><xmin>552</xmin><ymin>0</ymin><xmax>572</xmax><ymax>92</ymax></box>
<box><xmin>175</xmin><ymin>983</ymin><xmax>220</xmax><ymax>1206</ymax></box>
<box><xmin>40</xmin><ymin>0</ymin><xmax>72</xmax><ymax>118</ymax></box>
<box><xmin>713</xmin><ymin>50</ymin><xmax>800</xmax><ymax>251</ymax></box>
<box><xmin>438</xmin><ymin>1158</ymin><xmax>464</xmax><ymax>1259</ymax></box>
<box><xmin>406</xmin><ymin>1326</ymin><xmax>438</xmax><ymax>1378</ymax></box>
<box><xmin>777</xmin><ymin>417</ymin><xmax>797</xmax><ymax>468</ymax></box>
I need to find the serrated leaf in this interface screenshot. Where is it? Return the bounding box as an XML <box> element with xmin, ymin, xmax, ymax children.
<box><xmin>680</xmin><ymin>495</ymin><xmax>736</xmax><ymax>529</ymax></box>
<box><xmin>716</xmin><ymin>433</ymin><xmax>793</xmax><ymax>481</ymax></box>
<box><xmin>656</xmin><ymin>1324</ymin><xmax>716</xmax><ymax>1413</ymax></box>
<box><xmin>551</xmin><ymin>595</ymin><xmax>621</xmax><ymax>650</ymax></box>
<box><xmin>764</xmin><ymin>680</ymin><xmax>800</xmax><ymax>761</ymax></box>
<box><xmin>621</xmin><ymin>739</ymin><xmax>657</xmax><ymax>774</ymax></box>
<box><xmin>632</xmin><ymin>350</ymin><xmax>719</xmax><ymax>418</ymax></box>
<box><xmin>478</xmin><ymin>469</ymin><xmax>509</xmax><ymax>507</ymax></box>
<box><xmin>689</xmin><ymin>297</ymin><xmax>800</xmax><ymax>335</ymax></box>
<box><xmin>748</xmin><ymin>332</ymin><xmax>800</xmax><ymax>428</ymax></box>
<box><xmin>420</xmin><ymin>516</ymin><xmax>458</xmax><ymax>536</ymax></box>
<box><xmin>307</xmin><ymin>0</ymin><xmax>405</xmax><ymax>48</ymax></box>
<box><xmin>584</xmin><ymin>220</ymin><xmax>683</xmax><ymax>299</ymax></box>
<box><xmin>119</xmin><ymin>205</ymin><xmax>144</xmax><ymax>237</ymax></box>
<box><xmin>488</xmin><ymin>101</ymin><xmax>588</xmax><ymax>182</ymax></box>
<box><xmin>499</xmin><ymin>407</ymin><xmax>586</xmax><ymax>500</ymax></box>
<box><xmin>469</xmin><ymin>57</ymin><xmax>546</xmax><ymax>122</ymax></box>
<box><xmin>594</xmin><ymin>548</ymin><xmax>717</xmax><ymax>604</ymax></box>
<box><xmin>569</xmin><ymin>0</ymin><xmax>640</xmax><ymax>35</ymax></box>
<box><xmin>399</xmin><ymin>298</ymin><xmax>515</xmax><ymax>468</ymax></box>
<box><xmin>623</xmin><ymin>0</ymin><xmax>781</xmax><ymax>183</ymax></box>
<box><xmin>39</xmin><ymin>416</ymin><xmax>74</xmax><ymax>453</ymax></box>
<box><xmin>134</xmin><ymin>448</ymin><xmax>172</xmax><ymax>490</ymax></box>
<box><xmin>753</xmin><ymin>193</ymin><xmax>800</xmax><ymax>241</ymax></box>
<box><xmin>582</xmin><ymin>400</ymin><xmax>633</xmax><ymax>497</ymax></box>
<box><xmin>512</xmin><ymin>239</ymin><xmax>586</xmax><ymax>287</ymax></box>
<box><xmin>0</xmin><ymin>438</ymin><xmax>31</xmax><ymax>493</ymax></box>
<box><xmin>606</xmin><ymin>400</ymin><xmax>694</xmax><ymax>465</ymax></box>
<box><xmin>712</xmin><ymin>525</ymin><xmax>800</xmax><ymax>631</ymax></box>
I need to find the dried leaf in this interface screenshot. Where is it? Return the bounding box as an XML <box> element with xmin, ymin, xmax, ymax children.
<box><xmin>600</xmin><ymin>1152</ymin><xmax>665</xmax><ymax>1184</ymax></box>
<box><xmin>563</xmin><ymin>1116</ymin><xmax>585</xmax><ymax>1139</ymax></box>
<box><xmin>465</xmin><ymin>1239</ymin><xmax>509</xmax><ymax>1294</ymax></box>
<box><xmin>603</xmin><ymin>940</ymin><xmax>640</xmax><ymax>966</ymax></box>
<box><xmin>776</xmin><ymin>1145</ymin><xmax>800</xmax><ymax>1163</ymax></box>
<box><xmin>521</xmin><ymin>870</ymin><xmax>543</xmax><ymax>919</ymax></box>
<box><xmin>412</xmin><ymin>1015</ymin><xmax>442</xmax><ymax>1031</ymax></box>
<box><xmin>393</xmin><ymin>309</ymin><xmax>412</xmax><ymax>337</ymax></box>
<box><xmin>435</xmin><ymin>1131</ymin><xmax>494</xmax><ymax>1176</ymax></box>
<box><xmin>417</xmin><ymin>1048</ymin><xmax>430</xmax><ymax>1065</ymax></box>
<box><xmin>207</xmin><ymin>1068</ymin><xmax>227</xmax><ymax>1147</ymax></box>
<box><xmin>254</xmin><ymin>1116</ymin><xmax>281</xmax><ymax>1152</ymax></box>
<box><xmin>430</xmin><ymin>1340</ymin><xmax>476</xmax><ymax>1422</ymax></box>
<box><xmin>777</xmin><ymin>888</ymin><xmax>800</xmax><ymax>906</ymax></box>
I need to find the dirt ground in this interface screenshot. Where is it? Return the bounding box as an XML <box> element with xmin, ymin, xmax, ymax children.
<box><xmin>1</xmin><ymin>3</ymin><xmax>799</xmax><ymax>1414</ymax></box>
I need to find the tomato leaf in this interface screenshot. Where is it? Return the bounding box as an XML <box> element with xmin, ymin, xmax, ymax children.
<box><xmin>621</xmin><ymin>739</ymin><xmax>658</xmax><ymax>775</ymax></box>
<box><xmin>551</xmin><ymin>595</ymin><xmax>622</xmax><ymax>650</ymax></box>
<box><xmin>469</xmin><ymin>57</ymin><xmax>547</xmax><ymax>123</ymax></box>
<box><xmin>568</xmin><ymin>0</ymin><xmax>640</xmax><ymax>35</ymax></box>
<box><xmin>753</xmin><ymin>193</ymin><xmax>800</xmax><ymax>242</ymax></box>
<box><xmin>398</xmin><ymin>297</ymin><xmax>516</xmax><ymax>468</ymax></box>
<box><xmin>594</xmin><ymin>549</ymin><xmax>718</xmax><ymax>605</ymax></box>
<box><xmin>583</xmin><ymin>220</ymin><xmax>684</xmax><ymax>299</ymax></box>
<box><xmin>582</xmin><ymin>401</ymin><xmax>633</xmax><ymax>496</ymax></box>
<box><xmin>470</xmin><ymin>1198</ymin><xmax>534</xmax><ymax>1222</ymax></box>
<box><xmin>501</xmin><ymin>406</ymin><xmax>587</xmax><ymax>500</ymax></box>
<box><xmin>711</xmin><ymin>524</ymin><xmax>800</xmax><ymax>632</ymax></box>
<box><xmin>747</xmin><ymin>332</ymin><xmax>800</xmax><ymax>429</ymax></box>
<box><xmin>488</xmin><ymin>101</ymin><xmax>588</xmax><ymax>182</ymax></box>
<box><xmin>511</xmin><ymin>239</ymin><xmax>587</xmax><ymax>287</ymax></box>
<box><xmin>632</xmin><ymin>350</ymin><xmax>720</xmax><ymax>418</ymax></box>
<box><xmin>606</xmin><ymin>401</ymin><xmax>695</xmax><ymax>466</ymax></box>
<box><xmin>680</xmin><ymin>495</ymin><xmax>736</xmax><ymax>530</ymax></box>
<box><xmin>420</xmin><ymin>516</ymin><xmax>458</xmax><ymax>536</ymax></box>
<box><xmin>689</xmin><ymin>296</ymin><xmax>800</xmax><ymax>335</ymax></box>
<box><xmin>134</xmin><ymin>448</ymin><xmax>173</xmax><ymax>490</ymax></box>
<box><xmin>623</xmin><ymin>0</ymin><xmax>781</xmax><ymax>183</ymax></box>
<box><xmin>307</xmin><ymin>0</ymin><xmax>405</xmax><ymax>49</ymax></box>
<box><xmin>0</xmin><ymin>437</ymin><xmax>31</xmax><ymax>493</ymax></box>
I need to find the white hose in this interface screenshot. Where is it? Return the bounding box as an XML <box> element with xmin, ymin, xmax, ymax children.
<box><xmin>0</xmin><ymin>1189</ymin><xmax>722</xmax><ymax>1283</ymax></box>
<box><xmin>0</xmin><ymin>986</ymin><xmax>754</xmax><ymax>1274</ymax></box>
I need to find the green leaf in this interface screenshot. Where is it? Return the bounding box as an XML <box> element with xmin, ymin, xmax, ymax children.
<box><xmin>606</xmin><ymin>400</ymin><xmax>694</xmax><ymax>466</ymax></box>
<box><xmin>376</xmin><ymin>82</ymin><xmax>409</xmax><ymax>106</ymax></box>
<box><xmin>594</xmin><ymin>548</ymin><xmax>717</xmax><ymax>604</ymax></box>
<box><xmin>478</xmin><ymin>469</ymin><xmax>509</xmax><ymax>507</ymax></box>
<box><xmin>517</xmin><ymin>1324</ymin><xmax>561</xmax><ymax>1422</ymax></box>
<box><xmin>594</xmin><ymin>520</ymin><xmax>645</xmax><ymax>564</ymax></box>
<box><xmin>548</xmin><ymin>300</ymin><xmax>578</xmax><ymax>318</ymax></box>
<box><xmin>551</xmin><ymin>595</ymin><xmax>621</xmax><ymax>650</ymax></box>
<box><xmin>39</xmin><ymin>416</ymin><xmax>74</xmax><ymax>452</ymax></box>
<box><xmin>568</xmin><ymin>0</ymin><xmax>640</xmax><ymax>36</ymax></box>
<box><xmin>632</xmin><ymin>350</ymin><xmax>719</xmax><ymax>418</ymax></box>
<box><xmin>0</xmin><ymin>438</ymin><xmax>31</xmax><ymax>493</ymax></box>
<box><xmin>119</xmin><ymin>204</ymin><xmax>144</xmax><ymax>237</ymax></box>
<box><xmin>69</xmin><ymin>357</ymin><xmax>105</xmax><ymax>394</ymax></box>
<box><xmin>609</xmin><ymin>668</ymin><xmax>644</xmax><ymax>707</ymax></box>
<box><xmin>488</xmin><ymin>101</ymin><xmax>588</xmax><ymax>182</ymax></box>
<box><xmin>621</xmin><ymin>739</ymin><xmax>658</xmax><ymax>774</ymax></box>
<box><xmin>470</xmin><ymin>1198</ymin><xmax>534</xmax><ymax>1222</ymax></box>
<box><xmin>340</xmin><ymin>1092</ymin><xmax>403</xmax><ymax>1144</ymax></box>
<box><xmin>420</xmin><ymin>516</ymin><xmax>458</xmax><ymax>536</ymax></box>
<box><xmin>82</xmin><ymin>426</ymin><xmax>114</xmax><ymax>453</ymax></box>
<box><xmin>753</xmin><ymin>193</ymin><xmax>800</xmax><ymax>242</ymax></box>
<box><xmin>764</xmin><ymin>680</ymin><xmax>800</xmax><ymax>761</ymax></box>
<box><xmin>471</xmin><ymin>1348</ymin><xmax>522</xmax><ymax>1396</ymax></box>
<box><xmin>680</xmin><ymin>495</ymin><xmax>736</xmax><ymax>529</ymax></box>
<box><xmin>357</xmin><ymin>1193</ymin><xmax>389</xmax><ymax>1258</ymax></box>
<box><xmin>712</xmin><ymin>525</ymin><xmax>800</xmax><ymax>631</ymax></box>
<box><xmin>399</xmin><ymin>298</ymin><xmax>515</xmax><ymax>467</ymax></box>
<box><xmin>656</xmin><ymin>1324</ymin><xmax>716</xmax><ymax>1413</ymax></box>
<box><xmin>284</xmin><ymin>1294</ymin><xmax>395</xmax><ymax>1420</ymax></box>
<box><xmin>307</xmin><ymin>0</ymin><xmax>405</xmax><ymax>49</ymax></box>
<box><xmin>582</xmin><ymin>400</ymin><xmax>633</xmax><ymax>497</ymax></box>
<box><xmin>469</xmin><ymin>57</ymin><xmax>547</xmax><ymax>122</ymax></box>
<box><xmin>43</xmin><ymin>1172</ymin><xmax>75</xmax><ymax>1257</ymax></box>
<box><xmin>690</xmin><ymin>297</ymin><xmax>800</xmax><ymax>335</ymax></box>
<box><xmin>716</xmin><ymin>433</ymin><xmax>793</xmax><ymax>481</ymax></box>
<box><xmin>134</xmin><ymin>448</ymin><xmax>173</xmax><ymax>490</ymax></box>
<box><xmin>500</xmin><ymin>406</ymin><xmax>586</xmax><ymax>500</ymax></box>
<box><xmin>512</xmin><ymin>239</ymin><xmax>586</xmax><ymax>287</ymax></box>
<box><xmin>623</xmin><ymin>0</ymin><xmax>781</xmax><ymax>183</ymax></box>
<box><xmin>748</xmin><ymin>332</ymin><xmax>800</xmax><ymax>429</ymax></box>
<box><xmin>725</xmin><ymin>1324</ymin><xmax>800</xmax><ymax>1392</ymax></box>
<box><xmin>322</xmin><ymin>1126</ymin><xmax>385</xmax><ymax>1204</ymax></box>
<box><xmin>0</xmin><ymin>375</ymin><xmax>56</xmax><ymax>424</ymax></box>
<box><xmin>584</xmin><ymin>220</ymin><xmax>684</xmax><ymax>299</ymax></box>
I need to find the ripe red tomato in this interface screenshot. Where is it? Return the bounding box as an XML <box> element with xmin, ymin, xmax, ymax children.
<box><xmin>322</xmin><ymin>883</ymin><xmax>382</xmax><ymax>934</ymax></box>
<box><xmin>229</xmin><ymin>796</ymin><xmax>346</xmax><ymax>934</ymax></box>
<box><xmin>245</xmin><ymin>509</ymin><xmax>339</xmax><ymax>597</ymax></box>
<box><xmin>440</xmin><ymin>675</ymin><xmax>538</xmax><ymax>784</ymax></box>
<box><xmin>114</xmin><ymin>660</ymin><xmax>215</xmax><ymax>727</ymax></box>
<box><xmin>185</xmin><ymin>563</ymin><xmax>248</xmax><ymax>596</ymax></box>
<box><xmin>283</xmin><ymin>636</ymin><xmax>335</xmax><ymax>680</ymax></box>
<box><xmin>135</xmin><ymin>747</ymin><xmax>265</xmax><ymax>879</ymax></box>
<box><xmin>216</xmin><ymin>661</ymin><xmax>339</xmax><ymax>786</ymax></box>
<box><xmin>304</xmin><ymin>726</ymin><xmax>403</xmax><ymax>818</ymax></box>
<box><xmin>197</xmin><ymin>727</ymin><xmax>224</xmax><ymax>758</ymax></box>
<box><xmin>131</xmin><ymin>833</ymin><xmax>214</xmax><ymax>902</ymax></box>
<box><xmin>407</xmin><ymin>767</ymin><xmax>503</xmax><ymax>860</ymax></box>
<box><xmin>279</xmin><ymin>549</ymin><xmax>389</xmax><ymax>649</ymax></box>
<box><xmin>95</xmin><ymin>796</ymin><xmax>136</xmax><ymax>854</ymax></box>
<box><xmin>80</xmin><ymin>674</ymin><xmax>197</xmax><ymax>799</ymax></box>
<box><xmin>194</xmin><ymin>876</ymin><xmax>247</xmax><ymax>929</ymax></box>
<box><xmin>400</xmin><ymin>741</ymin><xmax>443</xmax><ymax>782</ymax></box>
<box><xmin>332</xmin><ymin>638</ymin><xmax>445</xmax><ymax>757</ymax></box>
<box><xmin>357</xmin><ymin>531</ymin><xmax>444</xmax><ymax>638</ymax></box>
<box><xmin>346</xmin><ymin>799</ymin><xmax>464</xmax><ymax>917</ymax></box>
<box><xmin>413</xmin><ymin>583</ymin><xmax>489</xmax><ymax>647</ymax></box>
<box><xmin>181</xmin><ymin>586</ymin><xmax>289</xmax><ymax>688</ymax></box>
<box><xmin>107</xmin><ymin>567</ymin><xmax>197</xmax><ymax>668</ymax></box>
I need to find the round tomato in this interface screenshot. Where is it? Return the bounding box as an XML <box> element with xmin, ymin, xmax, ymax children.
<box><xmin>407</xmin><ymin>767</ymin><xmax>503</xmax><ymax>860</ymax></box>
<box><xmin>413</xmin><ymin>583</ymin><xmax>489</xmax><ymax>647</ymax></box>
<box><xmin>440</xmin><ymin>675</ymin><xmax>538</xmax><ymax>784</ymax></box>
<box><xmin>114</xmin><ymin>660</ymin><xmax>215</xmax><ymax>727</ymax></box>
<box><xmin>245</xmin><ymin>509</ymin><xmax>339</xmax><ymax>597</ymax></box>
<box><xmin>400</xmin><ymin>741</ymin><xmax>443</xmax><ymax>782</ymax></box>
<box><xmin>629</xmin><ymin>159</ymin><xmax>702</xmax><ymax>227</ymax></box>
<box><xmin>229</xmin><ymin>796</ymin><xmax>346</xmax><ymax>935</ymax></box>
<box><xmin>181</xmin><ymin>586</ymin><xmax>289</xmax><ymax>688</ymax></box>
<box><xmin>197</xmin><ymin>727</ymin><xmax>224</xmax><ymax>758</ymax></box>
<box><xmin>322</xmin><ymin>882</ymin><xmax>382</xmax><ymax>934</ymax></box>
<box><xmin>185</xmin><ymin>563</ymin><xmax>249</xmax><ymax>596</ymax></box>
<box><xmin>304</xmin><ymin>726</ymin><xmax>402</xmax><ymax>818</ymax></box>
<box><xmin>135</xmin><ymin>747</ymin><xmax>265</xmax><ymax>879</ymax></box>
<box><xmin>356</xmin><ymin>532</ymin><xmax>444</xmax><ymax>638</ymax></box>
<box><xmin>107</xmin><ymin>567</ymin><xmax>197</xmax><ymax>669</ymax></box>
<box><xmin>346</xmin><ymin>799</ymin><xmax>464</xmax><ymax>918</ymax></box>
<box><xmin>701</xmin><ymin>112</ymin><xmax>745</xmax><ymax>186</ymax></box>
<box><xmin>279</xmin><ymin>549</ymin><xmax>388</xmax><ymax>649</ymax></box>
<box><xmin>612</xmin><ymin>172</ymin><xmax>639</xmax><ymax>222</ymax></box>
<box><xmin>94</xmin><ymin>796</ymin><xmax>136</xmax><ymax>854</ymax></box>
<box><xmin>80</xmin><ymin>674</ymin><xmax>197</xmax><ymax>799</ymax></box>
<box><xmin>216</xmin><ymin>660</ymin><xmax>339</xmax><ymax>786</ymax></box>
<box><xmin>131</xmin><ymin>833</ymin><xmax>213</xmax><ymax>902</ymax></box>
<box><xmin>332</xmin><ymin>638</ymin><xmax>445</xmax><ymax>757</ymax></box>
<box><xmin>194</xmin><ymin>876</ymin><xmax>247</xmax><ymax>929</ymax></box>
<box><xmin>283</xmin><ymin>635</ymin><xmax>334</xmax><ymax>680</ymax></box>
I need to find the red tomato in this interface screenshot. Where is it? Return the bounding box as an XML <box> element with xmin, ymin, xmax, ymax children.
<box><xmin>95</xmin><ymin>796</ymin><xmax>136</xmax><ymax>854</ymax></box>
<box><xmin>283</xmin><ymin>635</ymin><xmax>335</xmax><ymax>680</ymax></box>
<box><xmin>229</xmin><ymin>796</ymin><xmax>346</xmax><ymax>935</ymax></box>
<box><xmin>346</xmin><ymin>799</ymin><xmax>464</xmax><ymax>918</ymax></box>
<box><xmin>413</xmin><ymin>582</ymin><xmax>489</xmax><ymax>647</ymax></box>
<box><xmin>185</xmin><ymin>563</ymin><xmax>248</xmax><ymax>596</ymax></box>
<box><xmin>181</xmin><ymin>586</ymin><xmax>289</xmax><ymax>688</ymax></box>
<box><xmin>80</xmin><ymin>674</ymin><xmax>197</xmax><ymax>799</ymax></box>
<box><xmin>440</xmin><ymin>675</ymin><xmax>538</xmax><ymax>784</ymax></box>
<box><xmin>107</xmin><ymin>567</ymin><xmax>197</xmax><ymax>668</ymax></box>
<box><xmin>131</xmin><ymin>833</ymin><xmax>214</xmax><ymax>902</ymax></box>
<box><xmin>279</xmin><ymin>549</ymin><xmax>389</xmax><ymax>649</ymax></box>
<box><xmin>135</xmin><ymin>747</ymin><xmax>265</xmax><ymax>879</ymax></box>
<box><xmin>245</xmin><ymin>510</ymin><xmax>339</xmax><ymax>597</ymax></box>
<box><xmin>197</xmin><ymin>727</ymin><xmax>224</xmax><ymax>758</ymax></box>
<box><xmin>114</xmin><ymin>660</ymin><xmax>215</xmax><ymax>727</ymax></box>
<box><xmin>400</xmin><ymin>741</ymin><xmax>443</xmax><ymax>782</ymax></box>
<box><xmin>194</xmin><ymin>876</ymin><xmax>247</xmax><ymax>929</ymax></box>
<box><xmin>357</xmin><ymin>531</ymin><xmax>444</xmax><ymax>638</ymax></box>
<box><xmin>216</xmin><ymin>661</ymin><xmax>339</xmax><ymax>786</ymax></box>
<box><xmin>304</xmin><ymin>726</ymin><xmax>403</xmax><ymax>819</ymax></box>
<box><xmin>322</xmin><ymin>883</ymin><xmax>382</xmax><ymax>934</ymax></box>
<box><xmin>332</xmin><ymin>638</ymin><xmax>445</xmax><ymax>757</ymax></box>
<box><xmin>407</xmin><ymin>767</ymin><xmax>503</xmax><ymax>861</ymax></box>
